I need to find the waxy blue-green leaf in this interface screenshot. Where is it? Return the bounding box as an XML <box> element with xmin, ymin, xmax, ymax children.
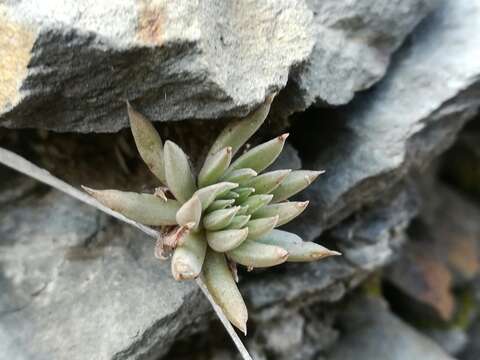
<box><xmin>255</xmin><ymin>229</ymin><xmax>340</xmax><ymax>262</ymax></box>
<box><xmin>127</xmin><ymin>102</ymin><xmax>166</xmax><ymax>184</ymax></box>
<box><xmin>171</xmin><ymin>231</ymin><xmax>207</xmax><ymax>280</ymax></box>
<box><xmin>236</xmin><ymin>205</ymin><xmax>250</xmax><ymax>215</ymax></box>
<box><xmin>218</xmin><ymin>191</ymin><xmax>240</xmax><ymax>200</ymax></box>
<box><xmin>234</xmin><ymin>187</ymin><xmax>255</xmax><ymax>203</ymax></box>
<box><xmin>246</xmin><ymin>216</ymin><xmax>278</xmax><ymax>239</ymax></box>
<box><xmin>202</xmin><ymin>249</ymin><xmax>248</xmax><ymax>334</ymax></box>
<box><xmin>226</xmin><ymin>134</ymin><xmax>288</xmax><ymax>175</ymax></box>
<box><xmin>227</xmin><ymin>241</ymin><xmax>288</xmax><ymax>268</ymax></box>
<box><xmin>176</xmin><ymin>195</ymin><xmax>202</xmax><ymax>230</ymax></box>
<box><xmin>164</xmin><ymin>140</ymin><xmax>196</xmax><ymax>203</ymax></box>
<box><xmin>194</xmin><ymin>182</ymin><xmax>238</xmax><ymax>210</ymax></box>
<box><xmin>83</xmin><ymin>187</ymin><xmax>179</xmax><ymax>225</ymax></box>
<box><xmin>207</xmin><ymin>95</ymin><xmax>274</xmax><ymax>157</ymax></box>
<box><xmin>203</xmin><ymin>207</ymin><xmax>240</xmax><ymax>231</ymax></box>
<box><xmin>271</xmin><ymin>170</ymin><xmax>324</xmax><ymax>202</ymax></box>
<box><xmin>242</xmin><ymin>194</ymin><xmax>273</xmax><ymax>214</ymax></box>
<box><xmin>198</xmin><ymin>147</ymin><xmax>232</xmax><ymax>187</ymax></box>
<box><xmin>253</xmin><ymin>201</ymin><xmax>308</xmax><ymax>226</ymax></box>
<box><xmin>207</xmin><ymin>228</ymin><xmax>249</xmax><ymax>252</ymax></box>
<box><xmin>222</xmin><ymin>168</ymin><xmax>257</xmax><ymax>184</ymax></box>
<box><xmin>245</xmin><ymin>170</ymin><xmax>291</xmax><ymax>194</ymax></box>
<box><xmin>228</xmin><ymin>215</ymin><xmax>251</xmax><ymax>229</ymax></box>
<box><xmin>207</xmin><ymin>199</ymin><xmax>235</xmax><ymax>212</ymax></box>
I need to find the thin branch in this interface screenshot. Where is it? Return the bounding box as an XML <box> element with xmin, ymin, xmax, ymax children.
<box><xmin>0</xmin><ymin>146</ymin><xmax>253</xmax><ymax>360</ymax></box>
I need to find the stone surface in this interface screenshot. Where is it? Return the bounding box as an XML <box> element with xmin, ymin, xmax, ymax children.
<box><xmin>294</xmin><ymin>0</ymin><xmax>480</xmax><ymax>242</ymax></box>
<box><xmin>0</xmin><ymin>0</ymin><xmax>313</xmax><ymax>132</ymax></box>
<box><xmin>460</xmin><ymin>319</ymin><xmax>480</xmax><ymax>360</ymax></box>
<box><xmin>0</xmin><ymin>187</ymin><xmax>206</xmax><ymax>360</ymax></box>
<box><xmin>330</xmin><ymin>187</ymin><xmax>417</xmax><ymax>271</ymax></box>
<box><xmin>385</xmin><ymin>179</ymin><xmax>480</xmax><ymax>323</ymax></box>
<box><xmin>272</xmin><ymin>0</ymin><xmax>438</xmax><ymax>117</ymax></box>
<box><xmin>326</xmin><ymin>296</ymin><xmax>455</xmax><ymax>360</ymax></box>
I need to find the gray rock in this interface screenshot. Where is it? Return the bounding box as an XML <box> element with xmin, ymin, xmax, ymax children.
<box><xmin>0</xmin><ymin>0</ymin><xmax>313</xmax><ymax>132</ymax></box>
<box><xmin>426</xmin><ymin>328</ymin><xmax>468</xmax><ymax>356</ymax></box>
<box><xmin>0</xmin><ymin>189</ymin><xmax>205</xmax><ymax>360</ymax></box>
<box><xmin>460</xmin><ymin>319</ymin><xmax>480</xmax><ymax>360</ymax></box>
<box><xmin>326</xmin><ymin>296</ymin><xmax>455</xmax><ymax>360</ymax></box>
<box><xmin>331</xmin><ymin>187</ymin><xmax>418</xmax><ymax>271</ymax></box>
<box><xmin>273</xmin><ymin>0</ymin><xmax>438</xmax><ymax>116</ymax></box>
<box><xmin>294</xmin><ymin>0</ymin><xmax>480</xmax><ymax>241</ymax></box>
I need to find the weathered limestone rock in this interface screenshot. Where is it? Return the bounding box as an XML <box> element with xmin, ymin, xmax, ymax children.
<box><xmin>273</xmin><ymin>0</ymin><xmax>439</xmax><ymax>117</ymax></box>
<box><xmin>294</xmin><ymin>0</ymin><xmax>480</xmax><ymax>242</ymax></box>
<box><xmin>326</xmin><ymin>296</ymin><xmax>455</xmax><ymax>360</ymax></box>
<box><xmin>0</xmin><ymin>188</ymin><xmax>204</xmax><ymax>360</ymax></box>
<box><xmin>0</xmin><ymin>0</ymin><xmax>313</xmax><ymax>132</ymax></box>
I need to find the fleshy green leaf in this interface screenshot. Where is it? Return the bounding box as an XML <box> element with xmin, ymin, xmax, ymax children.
<box><xmin>218</xmin><ymin>191</ymin><xmax>240</xmax><ymax>200</ymax></box>
<box><xmin>256</xmin><ymin>229</ymin><xmax>341</xmax><ymax>262</ymax></box>
<box><xmin>176</xmin><ymin>195</ymin><xmax>202</xmax><ymax>230</ymax></box>
<box><xmin>271</xmin><ymin>170</ymin><xmax>324</xmax><ymax>202</ymax></box>
<box><xmin>245</xmin><ymin>170</ymin><xmax>291</xmax><ymax>194</ymax></box>
<box><xmin>236</xmin><ymin>205</ymin><xmax>250</xmax><ymax>215</ymax></box>
<box><xmin>203</xmin><ymin>207</ymin><xmax>240</xmax><ymax>231</ymax></box>
<box><xmin>164</xmin><ymin>141</ymin><xmax>196</xmax><ymax>203</ymax></box>
<box><xmin>207</xmin><ymin>199</ymin><xmax>235</xmax><ymax>212</ymax></box>
<box><xmin>227</xmin><ymin>241</ymin><xmax>288</xmax><ymax>268</ymax></box>
<box><xmin>207</xmin><ymin>228</ymin><xmax>249</xmax><ymax>252</ymax></box>
<box><xmin>225</xmin><ymin>134</ymin><xmax>288</xmax><ymax>175</ymax></box>
<box><xmin>83</xmin><ymin>187</ymin><xmax>179</xmax><ymax>225</ymax></box>
<box><xmin>234</xmin><ymin>187</ymin><xmax>256</xmax><ymax>203</ymax></box>
<box><xmin>222</xmin><ymin>168</ymin><xmax>257</xmax><ymax>184</ymax></box>
<box><xmin>171</xmin><ymin>231</ymin><xmax>207</xmax><ymax>280</ymax></box>
<box><xmin>207</xmin><ymin>95</ymin><xmax>274</xmax><ymax>157</ymax></box>
<box><xmin>202</xmin><ymin>249</ymin><xmax>248</xmax><ymax>334</ymax></box>
<box><xmin>198</xmin><ymin>147</ymin><xmax>232</xmax><ymax>188</ymax></box>
<box><xmin>228</xmin><ymin>215</ymin><xmax>251</xmax><ymax>229</ymax></box>
<box><xmin>246</xmin><ymin>216</ymin><xmax>278</xmax><ymax>239</ymax></box>
<box><xmin>194</xmin><ymin>182</ymin><xmax>238</xmax><ymax>210</ymax></box>
<box><xmin>127</xmin><ymin>102</ymin><xmax>166</xmax><ymax>184</ymax></box>
<box><xmin>242</xmin><ymin>194</ymin><xmax>273</xmax><ymax>214</ymax></box>
<box><xmin>253</xmin><ymin>201</ymin><xmax>308</xmax><ymax>226</ymax></box>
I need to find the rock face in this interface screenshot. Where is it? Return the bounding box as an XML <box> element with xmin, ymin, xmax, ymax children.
<box><xmin>1</xmin><ymin>0</ymin><xmax>480</xmax><ymax>359</ymax></box>
<box><xmin>326</xmin><ymin>296</ymin><xmax>455</xmax><ymax>360</ymax></box>
<box><xmin>0</xmin><ymin>188</ymin><xmax>204</xmax><ymax>360</ymax></box>
<box><xmin>0</xmin><ymin>0</ymin><xmax>313</xmax><ymax>132</ymax></box>
<box><xmin>273</xmin><ymin>0</ymin><xmax>439</xmax><ymax>116</ymax></box>
<box><xmin>295</xmin><ymin>0</ymin><xmax>480</xmax><ymax>241</ymax></box>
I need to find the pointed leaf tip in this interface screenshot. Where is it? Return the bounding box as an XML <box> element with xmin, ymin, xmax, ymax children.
<box><xmin>226</xmin><ymin>134</ymin><xmax>288</xmax><ymax>175</ymax></box>
<box><xmin>271</xmin><ymin>170</ymin><xmax>324</xmax><ymax>202</ymax></box>
<box><xmin>198</xmin><ymin>146</ymin><xmax>233</xmax><ymax>187</ymax></box>
<box><xmin>202</xmin><ymin>250</ymin><xmax>248</xmax><ymax>333</ymax></box>
<box><xmin>126</xmin><ymin>102</ymin><xmax>166</xmax><ymax>184</ymax></box>
<box><xmin>255</xmin><ymin>229</ymin><xmax>340</xmax><ymax>262</ymax></box>
<box><xmin>245</xmin><ymin>169</ymin><xmax>291</xmax><ymax>194</ymax></box>
<box><xmin>253</xmin><ymin>201</ymin><xmax>308</xmax><ymax>226</ymax></box>
<box><xmin>207</xmin><ymin>96</ymin><xmax>273</xmax><ymax>157</ymax></box>
<box><xmin>164</xmin><ymin>140</ymin><xmax>197</xmax><ymax>203</ymax></box>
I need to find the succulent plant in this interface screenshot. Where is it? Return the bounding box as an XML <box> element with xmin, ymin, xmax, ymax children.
<box><xmin>83</xmin><ymin>96</ymin><xmax>340</xmax><ymax>334</ymax></box>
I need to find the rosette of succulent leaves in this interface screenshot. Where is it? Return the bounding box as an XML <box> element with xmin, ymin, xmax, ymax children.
<box><xmin>83</xmin><ymin>96</ymin><xmax>340</xmax><ymax>334</ymax></box>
